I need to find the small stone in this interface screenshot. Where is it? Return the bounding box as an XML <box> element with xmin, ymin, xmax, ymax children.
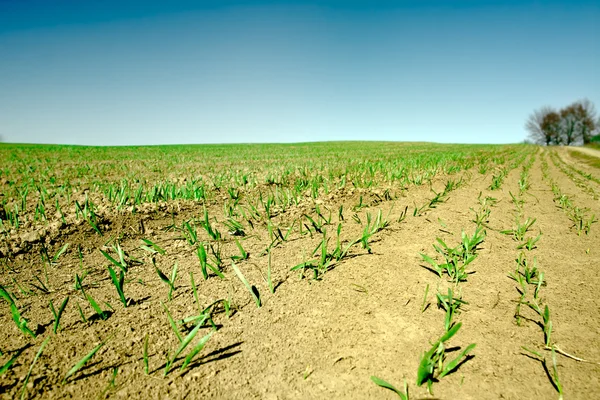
<box><xmin>20</xmin><ymin>230</ymin><xmax>41</xmax><ymax>244</ymax></box>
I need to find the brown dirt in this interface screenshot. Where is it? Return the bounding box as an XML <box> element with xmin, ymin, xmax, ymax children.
<box><xmin>1</xmin><ymin>147</ymin><xmax>600</xmax><ymax>399</ymax></box>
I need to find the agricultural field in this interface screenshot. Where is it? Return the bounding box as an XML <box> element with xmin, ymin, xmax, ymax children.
<box><xmin>1</xmin><ymin>141</ymin><xmax>599</xmax><ymax>399</ymax></box>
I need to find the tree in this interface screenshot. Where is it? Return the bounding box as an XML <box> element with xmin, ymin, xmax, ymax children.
<box><xmin>526</xmin><ymin>100</ymin><xmax>598</xmax><ymax>146</ymax></box>
<box><xmin>559</xmin><ymin>104</ymin><xmax>580</xmax><ymax>145</ymax></box>
<box><xmin>558</xmin><ymin>99</ymin><xmax>597</xmax><ymax>145</ymax></box>
<box><xmin>525</xmin><ymin>106</ymin><xmax>560</xmax><ymax>145</ymax></box>
<box><xmin>576</xmin><ymin>99</ymin><xmax>597</xmax><ymax>144</ymax></box>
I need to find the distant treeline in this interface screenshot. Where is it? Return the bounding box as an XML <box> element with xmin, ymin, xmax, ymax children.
<box><xmin>525</xmin><ymin>99</ymin><xmax>599</xmax><ymax>145</ymax></box>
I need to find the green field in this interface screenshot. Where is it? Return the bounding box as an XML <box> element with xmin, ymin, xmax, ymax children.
<box><xmin>1</xmin><ymin>142</ymin><xmax>599</xmax><ymax>399</ymax></box>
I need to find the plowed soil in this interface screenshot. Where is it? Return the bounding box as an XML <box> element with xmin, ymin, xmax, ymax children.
<box><xmin>1</xmin><ymin>144</ymin><xmax>599</xmax><ymax>399</ymax></box>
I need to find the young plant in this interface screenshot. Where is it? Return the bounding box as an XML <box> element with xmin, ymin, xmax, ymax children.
<box><xmin>224</xmin><ymin>217</ymin><xmax>245</xmax><ymax>236</ymax></box>
<box><xmin>370</xmin><ymin>376</ymin><xmax>409</xmax><ymax>400</ymax></box>
<box><xmin>231</xmin><ymin>239</ymin><xmax>249</xmax><ymax>261</ymax></box>
<box><xmin>140</xmin><ymin>238</ymin><xmax>166</xmax><ymax>255</ymax></box>
<box><xmin>522</xmin><ymin>346</ymin><xmax>563</xmax><ymax>399</ymax></box>
<box><xmin>85</xmin><ymin>291</ymin><xmax>108</xmax><ymax>321</ymax></box>
<box><xmin>20</xmin><ymin>336</ymin><xmax>51</xmax><ymax>400</ymax></box>
<box><xmin>0</xmin><ymin>348</ymin><xmax>24</xmax><ymax>376</ymax></box>
<box><xmin>501</xmin><ymin>217</ymin><xmax>536</xmax><ymax>242</ymax></box>
<box><xmin>143</xmin><ymin>334</ymin><xmax>149</xmax><ymax>375</ymax></box>
<box><xmin>436</xmin><ymin>288</ymin><xmax>468</xmax><ymax>331</ymax></box>
<box><xmin>99</xmin><ymin>242</ymin><xmax>128</xmax><ymax>273</ymax></box>
<box><xmin>182</xmin><ymin>220</ymin><xmax>198</xmax><ymax>245</ymax></box>
<box><xmin>108</xmin><ymin>266</ymin><xmax>128</xmax><ymax>307</ymax></box>
<box><xmin>517</xmin><ymin>232</ymin><xmax>542</xmax><ymax>251</ymax></box>
<box><xmin>416</xmin><ymin>323</ymin><xmax>476</xmax><ymax>393</ymax></box>
<box><xmin>231</xmin><ymin>260</ymin><xmax>261</xmax><ymax>308</ymax></box>
<box><xmin>163</xmin><ymin>317</ymin><xmax>214</xmax><ymax>376</ymax></box>
<box><xmin>161</xmin><ymin>301</ymin><xmax>183</xmax><ymax>343</ymax></box>
<box><xmin>51</xmin><ymin>243</ymin><xmax>69</xmax><ymax>265</ymax></box>
<box><xmin>63</xmin><ymin>334</ymin><xmax>112</xmax><ymax>383</ymax></box>
<box><xmin>196</xmin><ymin>244</ymin><xmax>224</xmax><ymax>280</ymax></box>
<box><xmin>200</xmin><ymin>207</ymin><xmax>221</xmax><ymax>241</ymax></box>
<box><xmin>49</xmin><ymin>296</ymin><xmax>70</xmax><ymax>333</ymax></box>
<box><xmin>527</xmin><ymin>301</ymin><xmax>553</xmax><ymax>347</ymax></box>
<box><xmin>1</xmin><ymin>285</ymin><xmax>37</xmax><ymax>338</ymax></box>
<box><xmin>154</xmin><ymin>259</ymin><xmax>178</xmax><ymax>301</ymax></box>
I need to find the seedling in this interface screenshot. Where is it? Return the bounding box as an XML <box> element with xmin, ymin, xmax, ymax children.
<box><xmin>108</xmin><ymin>266</ymin><xmax>128</xmax><ymax>307</ymax></box>
<box><xmin>51</xmin><ymin>243</ymin><xmax>69</xmax><ymax>265</ymax></box>
<box><xmin>182</xmin><ymin>220</ymin><xmax>198</xmax><ymax>245</ymax></box>
<box><xmin>231</xmin><ymin>239</ymin><xmax>249</xmax><ymax>261</ymax></box>
<box><xmin>1</xmin><ymin>285</ymin><xmax>37</xmax><ymax>338</ymax></box>
<box><xmin>63</xmin><ymin>334</ymin><xmax>112</xmax><ymax>383</ymax></box>
<box><xmin>196</xmin><ymin>244</ymin><xmax>224</xmax><ymax>280</ymax></box>
<box><xmin>370</xmin><ymin>376</ymin><xmax>409</xmax><ymax>400</ymax></box>
<box><xmin>517</xmin><ymin>232</ymin><xmax>542</xmax><ymax>251</ymax></box>
<box><xmin>162</xmin><ymin>301</ymin><xmax>183</xmax><ymax>343</ymax></box>
<box><xmin>163</xmin><ymin>317</ymin><xmax>214</xmax><ymax>376</ymax></box>
<box><xmin>232</xmin><ymin>260</ymin><xmax>261</xmax><ymax>307</ymax></box>
<box><xmin>49</xmin><ymin>296</ymin><xmax>70</xmax><ymax>333</ymax></box>
<box><xmin>21</xmin><ymin>336</ymin><xmax>51</xmax><ymax>399</ymax></box>
<box><xmin>522</xmin><ymin>346</ymin><xmax>563</xmax><ymax>399</ymax></box>
<box><xmin>100</xmin><ymin>242</ymin><xmax>128</xmax><ymax>273</ymax></box>
<box><xmin>501</xmin><ymin>217</ymin><xmax>536</xmax><ymax>242</ymax></box>
<box><xmin>0</xmin><ymin>348</ymin><xmax>24</xmax><ymax>376</ymax></box>
<box><xmin>143</xmin><ymin>334</ymin><xmax>149</xmax><ymax>375</ymax></box>
<box><xmin>85</xmin><ymin>291</ymin><xmax>108</xmax><ymax>321</ymax></box>
<box><xmin>224</xmin><ymin>217</ymin><xmax>245</xmax><ymax>236</ymax></box>
<box><xmin>154</xmin><ymin>259</ymin><xmax>178</xmax><ymax>301</ymax></box>
<box><xmin>416</xmin><ymin>323</ymin><xmax>476</xmax><ymax>393</ymax></box>
<box><xmin>436</xmin><ymin>288</ymin><xmax>468</xmax><ymax>331</ymax></box>
<box><xmin>489</xmin><ymin>173</ymin><xmax>504</xmax><ymax>190</ymax></box>
<box><xmin>527</xmin><ymin>301</ymin><xmax>553</xmax><ymax>347</ymax></box>
<box><xmin>200</xmin><ymin>207</ymin><xmax>221</xmax><ymax>241</ymax></box>
<box><xmin>140</xmin><ymin>238</ymin><xmax>166</xmax><ymax>255</ymax></box>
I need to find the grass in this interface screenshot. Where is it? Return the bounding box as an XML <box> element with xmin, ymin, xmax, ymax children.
<box><xmin>568</xmin><ymin>148</ymin><xmax>600</xmax><ymax>169</ymax></box>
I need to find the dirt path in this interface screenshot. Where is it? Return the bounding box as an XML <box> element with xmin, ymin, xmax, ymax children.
<box><xmin>567</xmin><ymin>146</ymin><xmax>600</xmax><ymax>159</ymax></box>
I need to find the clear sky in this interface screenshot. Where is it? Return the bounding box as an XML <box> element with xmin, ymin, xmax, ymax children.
<box><xmin>1</xmin><ymin>0</ymin><xmax>598</xmax><ymax>146</ymax></box>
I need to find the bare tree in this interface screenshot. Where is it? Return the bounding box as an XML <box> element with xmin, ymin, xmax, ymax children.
<box><xmin>525</xmin><ymin>106</ymin><xmax>560</xmax><ymax>145</ymax></box>
<box><xmin>558</xmin><ymin>100</ymin><xmax>597</xmax><ymax>145</ymax></box>
<box><xmin>541</xmin><ymin>111</ymin><xmax>562</xmax><ymax>145</ymax></box>
<box><xmin>577</xmin><ymin>99</ymin><xmax>597</xmax><ymax>144</ymax></box>
<box><xmin>559</xmin><ymin>104</ymin><xmax>581</xmax><ymax>145</ymax></box>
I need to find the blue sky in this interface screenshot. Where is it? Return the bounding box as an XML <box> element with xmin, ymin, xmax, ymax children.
<box><xmin>0</xmin><ymin>0</ymin><xmax>598</xmax><ymax>145</ymax></box>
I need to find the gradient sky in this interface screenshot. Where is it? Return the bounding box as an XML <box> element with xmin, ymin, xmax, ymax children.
<box><xmin>1</xmin><ymin>0</ymin><xmax>598</xmax><ymax>145</ymax></box>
